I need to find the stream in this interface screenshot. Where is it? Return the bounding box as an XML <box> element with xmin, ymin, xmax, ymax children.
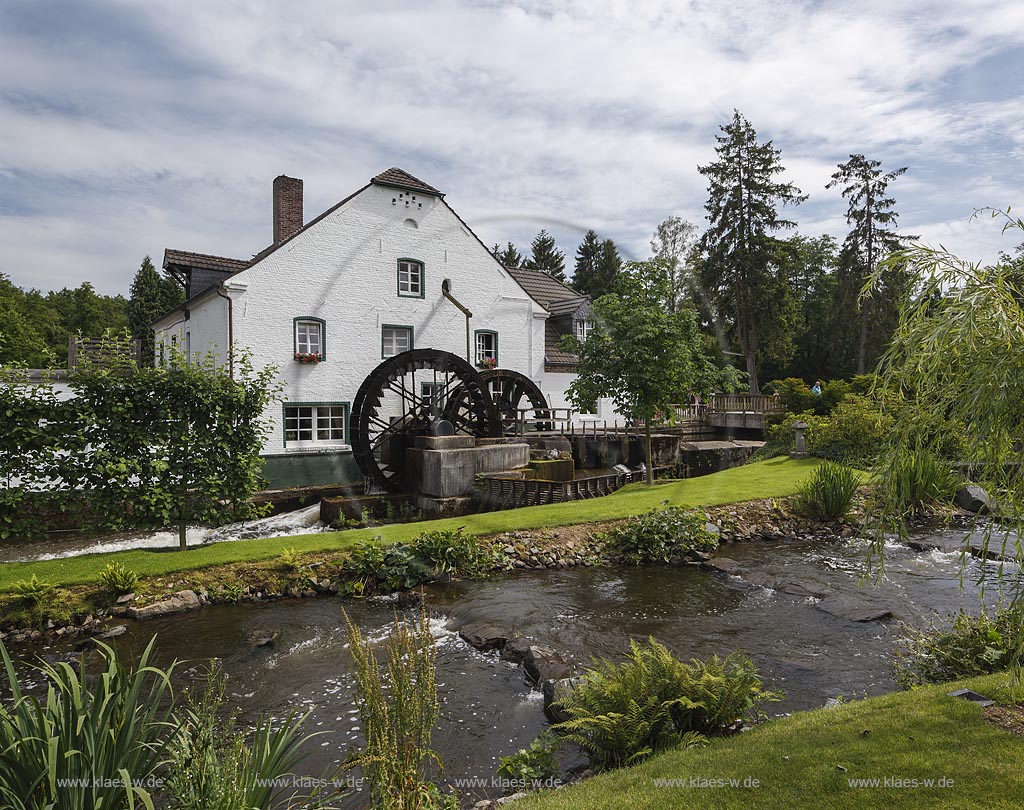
<box><xmin>5</xmin><ymin>528</ymin><xmax>1021</xmax><ymax>806</ymax></box>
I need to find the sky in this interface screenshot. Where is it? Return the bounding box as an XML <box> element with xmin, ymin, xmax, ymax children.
<box><xmin>1</xmin><ymin>0</ymin><xmax>1022</xmax><ymax>296</ymax></box>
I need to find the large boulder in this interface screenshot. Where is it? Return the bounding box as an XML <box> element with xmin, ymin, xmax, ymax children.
<box><xmin>523</xmin><ymin>646</ymin><xmax>572</xmax><ymax>684</ymax></box>
<box><xmin>458</xmin><ymin>622</ymin><xmax>510</xmax><ymax>652</ymax></box>
<box><xmin>955</xmin><ymin>484</ymin><xmax>992</xmax><ymax>514</ymax></box>
<box><xmin>127</xmin><ymin>590</ymin><xmax>202</xmax><ymax>621</ymax></box>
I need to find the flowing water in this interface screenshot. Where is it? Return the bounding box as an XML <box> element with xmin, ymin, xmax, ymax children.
<box><xmin>6</xmin><ymin>528</ymin><xmax>1021</xmax><ymax>806</ymax></box>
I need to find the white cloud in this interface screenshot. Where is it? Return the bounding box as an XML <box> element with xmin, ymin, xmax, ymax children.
<box><xmin>0</xmin><ymin>0</ymin><xmax>1020</xmax><ymax>294</ymax></box>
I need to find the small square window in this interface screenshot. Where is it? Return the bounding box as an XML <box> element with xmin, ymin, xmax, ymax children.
<box><xmin>398</xmin><ymin>259</ymin><xmax>424</xmax><ymax>297</ymax></box>
<box><xmin>382</xmin><ymin>326</ymin><xmax>413</xmax><ymax>358</ymax></box>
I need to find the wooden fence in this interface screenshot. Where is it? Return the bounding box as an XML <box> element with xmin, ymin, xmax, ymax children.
<box><xmin>480</xmin><ymin>469</ymin><xmax>643</xmax><ymax>507</ymax></box>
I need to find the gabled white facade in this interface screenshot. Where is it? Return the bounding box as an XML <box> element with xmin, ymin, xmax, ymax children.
<box><xmin>155</xmin><ymin>173</ymin><xmax>590</xmax><ymax>477</ymax></box>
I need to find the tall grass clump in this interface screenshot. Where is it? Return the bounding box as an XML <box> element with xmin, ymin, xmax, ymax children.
<box><xmin>877</xmin><ymin>446</ymin><xmax>961</xmax><ymax>517</ymax></box>
<box><xmin>794</xmin><ymin>461</ymin><xmax>859</xmax><ymax>520</ymax></box>
<box><xmin>343</xmin><ymin>605</ymin><xmax>457</xmax><ymax>809</ymax></box>
<box><xmin>164</xmin><ymin>668</ymin><xmax>320</xmax><ymax>810</ymax></box>
<box><xmin>553</xmin><ymin>639</ymin><xmax>779</xmax><ymax>771</ymax></box>
<box><xmin>0</xmin><ymin>636</ymin><xmax>176</xmax><ymax>810</ymax></box>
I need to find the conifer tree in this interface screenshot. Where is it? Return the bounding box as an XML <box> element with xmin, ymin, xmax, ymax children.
<box><xmin>698</xmin><ymin>110</ymin><xmax>805</xmax><ymax>394</ymax></box>
<box><xmin>525</xmin><ymin>230</ymin><xmax>567</xmax><ymax>282</ymax></box>
<box><xmin>492</xmin><ymin>242</ymin><xmax>525</xmax><ymax>268</ymax></box>
<box><xmin>572</xmin><ymin>231</ymin><xmax>621</xmax><ymax>298</ymax></box>
<box><xmin>826</xmin><ymin>154</ymin><xmax>917</xmax><ymax>374</ymax></box>
<box><xmin>128</xmin><ymin>256</ymin><xmax>183</xmax><ymax>364</ymax></box>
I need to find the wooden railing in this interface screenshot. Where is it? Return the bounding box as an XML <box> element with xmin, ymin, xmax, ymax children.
<box><xmin>707</xmin><ymin>394</ymin><xmax>785</xmax><ymax>414</ymax></box>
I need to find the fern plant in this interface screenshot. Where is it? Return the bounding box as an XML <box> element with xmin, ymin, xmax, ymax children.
<box><xmin>553</xmin><ymin>639</ymin><xmax>778</xmax><ymax>771</ymax></box>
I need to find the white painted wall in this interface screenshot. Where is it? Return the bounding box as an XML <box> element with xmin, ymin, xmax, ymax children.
<box><xmin>184</xmin><ymin>182</ymin><xmax>550</xmax><ymax>456</ymax></box>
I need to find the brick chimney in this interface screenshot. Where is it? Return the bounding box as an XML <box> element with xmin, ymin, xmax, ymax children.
<box><xmin>273</xmin><ymin>175</ymin><xmax>303</xmax><ymax>244</ymax></box>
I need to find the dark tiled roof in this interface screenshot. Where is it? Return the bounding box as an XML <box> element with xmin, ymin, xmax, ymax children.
<box><xmin>505</xmin><ymin>266</ymin><xmax>586</xmax><ymax>311</ymax></box>
<box><xmin>371</xmin><ymin>167</ymin><xmax>443</xmax><ymax>197</ymax></box>
<box><xmin>547</xmin><ymin>297</ymin><xmax>590</xmax><ymax>317</ymax></box>
<box><xmin>163</xmin><ymin>249</ymin><xmax>250</xmax><ymax>273</ymax></box>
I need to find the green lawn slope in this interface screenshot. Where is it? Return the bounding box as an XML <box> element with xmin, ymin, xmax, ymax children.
<box><xmin>0</xmin><ymin>457</ymin><xmax>822</xmax><ymax>592</ymax></box>
<box><xmin>522</xmin><ymin>672</ymin><xmax>1024</xmax><ymax>810</ymax></box>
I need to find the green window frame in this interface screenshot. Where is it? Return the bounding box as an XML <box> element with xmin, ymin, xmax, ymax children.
<box><xmin>474</xmin><ymin>329</ymin><xmax>498</xmax><ymax>366</ymax></box>
<box><xmin>282</xmin><ymin>401</ymin><xmax>350</xmax><ymax>446</ymax></box>
<box><xmin>381</xmin><ymin>324</ymin><xmax>415</xmax><ymax>358</ymax></box>
<box><xmin>293</xmin><ymin>317</ymin><xmax>326</xmax><ymax>360</ymax></box>
<box><xmin>397</xmin><ymin>258</ymin><xmax>425</xmax><ymax>298</ymax></box>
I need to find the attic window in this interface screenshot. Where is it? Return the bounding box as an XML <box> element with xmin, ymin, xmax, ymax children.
<box><xmin>575</xmin><ymin>319</ymin><xmax>591</xmax><ymax>342</ymax></box>
<box><xmin>294</xmin><ymin>317</ymin><xmax>325</xmax><ymax>361</ymax></box>
<box><xmin>397</xmin><ymin>259</ymin><xmax>424</xmax><ymax>298</ymax></box>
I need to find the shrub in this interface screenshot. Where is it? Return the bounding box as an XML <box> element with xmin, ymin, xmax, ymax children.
<box><xmin>411</xmin><ymin>529</ymin><xmax>500</xmax><ymax>578</ymax></box>
<box><xmin>758</xmin><ymin>412</ymin><xmax>828</xmax><ymax>459</ymax></box>
<box><xmin>893</xmin><ymin>608</ymin><xmax>1024</xmax><ymax>688</ymax></box>
<box><xmin>772</xmin><ymin>377</ymin><xmax>816</xmax><ymax>414</ymax></box>
<box><xmin>343</xmin><ymin>606</ymin><xmax>458</xmax><ymax>809</ymax></box>
<box><xmin>346</xmin><ymin>541</ymin><xmax>434</xmax><ymax>592</ymax></box>
<box><xmin>795</xmin><ymin>461</ymin><xmax>859</xmax><ymax>520</ymax></box>
<box><xmin>609</xmin><ymin>508</ymin><xmax>717</xmax><ymax>565</ymax></box>
<box><xmin>496</xmin><ymin>729</ymin><xmax>563</xmax><ymax>792</ymax></box>
<box><xmin>0</xmin><ymin>636</ymin><xmax>176</xmax><ymax>810</ymax></box>
<box><xmin>812</xmin><ymin>395</ymin><xmax>893</xmax><ymax>465</ymax></box>
<box><xmin>98</xmin><ymin>561</ymin><xmax>139</xmax><ymax>594</ymax></box>
<box><xmin>553</xmin><ymin>640</ymin><xmax>778</xmax><ymax>771</ymax></box>
<box><xmin>817</xmin><ymin>379</ymin><xmax>851</xmax><ymax>415</ymax></box>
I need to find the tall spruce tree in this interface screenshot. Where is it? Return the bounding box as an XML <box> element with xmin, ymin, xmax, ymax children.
<box><xmin>698</xmin><ymin>110</ymin><xmax>806</xmax><ymax>394</ymax></box>
<box><xmin>595</xmin><ymin>238</ymin><xmax>622</xmax><ymax>297</ymax></box>
<box><xmin>573</xmin><ymin>231</ymin><xmax>622</xmax><ymax>298</ymax></box>
<box><xmin>525</xmin><ymin>230</ymin><xmax>567</xmax><ymax>282</ymax></box>
<box><xmin>650</xmin><ymin>216</ymin><xmax>698</xmax><ymax>313</ymax></box>
<box><xmin>128</xmin><ymin>256</ymin><xmax>183</xmax><ymax>364</ymax></box>
<box><xmin>492</xmin><ymin>241</ymin><xmax>525</xmax><ymax>268</ymax></box>
<box><xmin>572</xmin><ymin>230</ymin><xmax>602</xmax><ymax>295</ymax></box>
<box><xmin>826</xmin><ymin>154</ymin><xmax>917</xmax><ymax>374</ymax></box>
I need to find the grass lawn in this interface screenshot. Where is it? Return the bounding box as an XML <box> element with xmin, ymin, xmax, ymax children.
<box><xmin>522</xmin><ymin>671</ymin><xmax>1024</xmax><ymax>810</ymax></box>
<box><xmin>0</xmin><ymin>457</ymin><xmax>823</xmax><ymax>593</ymax></box>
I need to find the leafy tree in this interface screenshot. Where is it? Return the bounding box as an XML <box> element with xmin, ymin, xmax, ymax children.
<box><xmin>826</xmin><ymin>154</ymin><xmax>917</xmax><ymax>374</ymax></box>
<box><xmin>492</xmin><ymin>241</ymin><xmax>525</xmax><ymax>268</ymax></box>
<box><xmin>870</xmin><ymin>210</ymin><xmax>1024</xmax><ymax>568</ymax></box>
<box><xmin>564</xmin><ymin>260</ymin><xmax>709</xmax><ymax>484</ymax></box>
<box><xmin>525</xmin><ymin>229</ymin><xmax>567</xmax><ymax>282</ymax></box>
<box><xmin>650</xmin><ymin>216</ymin><xmax>699</xmax><ymax>313</ymax></box>
<box><xmin>573</xmin><ymin>231</ymin><xmax>622</xmax><ymax>298</ymax></box>
<box><xmin>698</xmin><ymin>110</ymin><xmax>806</xmax><ymax>394</ymax></box>
<box><xmin>128</xmin><ymin>255</ymin><xmax>183</xmax><ymax>365</ymax></box>
<box><xmin>773</xmin><ymin>234</ymin><xmax>840</xmax><ymax>381</ymax></box>
<box><xmin>0</xmin><ymin>275</ymin><xmax>54</xmax><ymax>367</ymax></box>
<box><xmin>59</xmin><ymin>345</ymin><xmax>280</xmax><ymax>547</ymax></box>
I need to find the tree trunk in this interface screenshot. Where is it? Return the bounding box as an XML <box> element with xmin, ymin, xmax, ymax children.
<box><xmin>644</xmin><ymin>418</ymin><xmax>654</xmax><ymax>486</ymax></box>
<box><xmin>178</xmin><ymin>491</ymin><xmax>188</xmax><ymax>551</ymax></box>
<box><xmin>745</xmin><ymin>349</ymin><xmax>759</xmax><ymax>395</ymax></box>
<box><xmin>857</xmin><ymin>299</ymin><xmax>868</xmax><ymax>376</ymax></box>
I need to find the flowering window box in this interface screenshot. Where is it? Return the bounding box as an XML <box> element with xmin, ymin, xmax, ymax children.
<box><xmin>477</xmin><ymin>357</ymin><xmax>497</xmax><ymax>370</ymax></box>
<box><xmin>294</xmin><ymin>352</ymin><xmax>323</xmax><ymax>364</ymax></box>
